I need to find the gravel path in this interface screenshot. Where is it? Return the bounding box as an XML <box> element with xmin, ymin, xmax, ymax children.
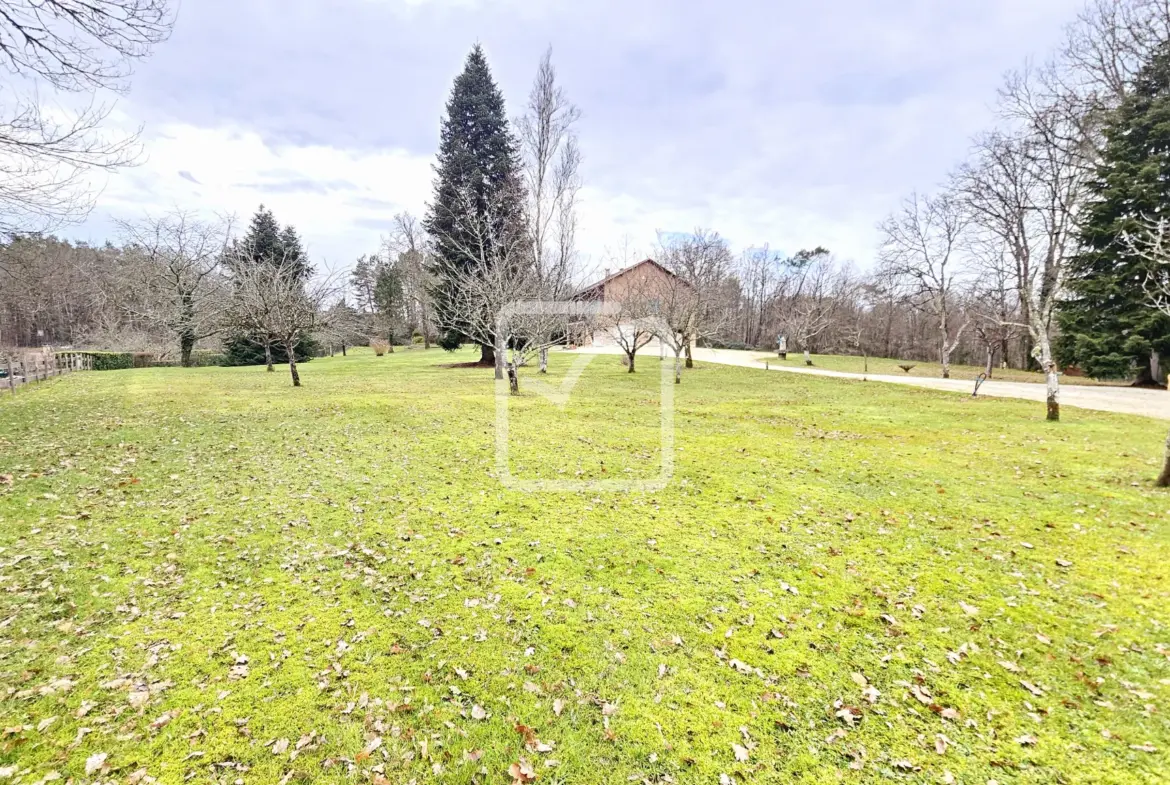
<box><xmin>572</xmin><ymin>346</ymin><xmax>1170</xmax><ymax>420</ymax></box>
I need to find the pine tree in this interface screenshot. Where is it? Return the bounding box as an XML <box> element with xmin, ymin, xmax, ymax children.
<box><xmin>1057</xmin><ymin>43</ymin><xmax>1170</xmax><ymax>382</ymax></box>
<box><xmin>424</xmin><ymin>44</ymin><xmax>524</xmax><ymax>365</ymax></box>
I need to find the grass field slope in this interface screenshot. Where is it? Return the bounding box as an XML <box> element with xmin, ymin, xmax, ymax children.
<box><xmin>1</xmin><ymin>349</ymin><xmax>1167</xmax><ymax>784</ymax></box>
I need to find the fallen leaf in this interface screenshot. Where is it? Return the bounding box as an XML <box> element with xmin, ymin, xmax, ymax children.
<box><xmin>85</xmin><ymin>752</ymin><xmax>108</xmax><ymax>776</ymax></box>
<box><xmin>508</xmin><ymin>758</ymin><xmax>536</xmax><ymax>784</ymax></box>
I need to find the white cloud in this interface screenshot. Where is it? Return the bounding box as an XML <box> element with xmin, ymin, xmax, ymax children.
<box><xmin>85</xmin><ymin>120</ymin><xmax>433</xmax><ymax>266</ymax></box>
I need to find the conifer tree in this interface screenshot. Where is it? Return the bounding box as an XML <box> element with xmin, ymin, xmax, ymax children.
<box><xmin>1058</xmin><ymin>43</ymin><xmax>1170</xmax><ymax>382</ymax></box>
<box><xmin>424</xmin><ymin>44</ymin><xmax>525</xmax><ymax>366</ymax></box>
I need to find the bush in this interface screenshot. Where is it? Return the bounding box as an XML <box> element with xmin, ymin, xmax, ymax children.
<box><xmin>705</xmin><ymin>339</ymin><xmax>753</xmax><ymax>351</ymax></box>
<box><xmin>189</xmin><ymin>351</ymin><xmax>228</xmax><ymax>367</ymax></box>
<box><xmin>370</xmin><ymin>339</ymin><xmax>389</xmax><ymax>356</ymax></box>
<box><xmin>59</xmin><ymin>351</ymin><xmax>141</xmax><ymax>371</ymax></box>
<box><xmin>411</xmin><ymin>333</ymin><xmax>424</xmax><ymax>345</ymax></box>
<box><xmin>222</xmin><ymin>333</ymin><xmax>315</xmax><ymax>367</ymax></box>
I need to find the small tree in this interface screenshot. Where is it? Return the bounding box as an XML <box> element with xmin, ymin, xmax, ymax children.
<box><xmin>879</xmin><ymin>192</ymin><xmax>972</xmax><ymax>378</ymax></box>
<box><xmin>227</xmin><ymin>254</ymin><xmax>341</xmax><ymax>387</ymax></box>
<box><xmin>655</xmin><ymin>229</ymin><xmax>733</xmax><ymax>383</ymax></box>
<box><xmin>430</xmin><ymin>179</ymin><xmax>532</xmax><ymax>381</ymax></box>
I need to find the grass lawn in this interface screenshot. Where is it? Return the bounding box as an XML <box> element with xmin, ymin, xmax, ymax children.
<box><xmin>747</xmin><ymin>352</ymin><xmax>1128</xmax><ymax>387</ymax></box>
<box><xmin>1</xmin><ymin>347</ymin><xmax>1167</xmax><ymax>785</ymax></box>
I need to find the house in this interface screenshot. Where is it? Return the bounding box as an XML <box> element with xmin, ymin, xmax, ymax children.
<box><xmin>573</xmin><ymin>259</ymin><xmax>693</xmax><ymax>348</ymax></box>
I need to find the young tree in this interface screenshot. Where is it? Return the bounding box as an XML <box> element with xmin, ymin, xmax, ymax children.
<box><xmin>425</xmin><ymin>45</ymin><xmax>525</xmax><ymax>368</ymax></box>
<box><xmin>774</xmin><ymin>248</ymin><xmax>840</xmax><ymax>366</ymax></box>
<box><xmin>655</xmin><ymin>230</ymin><xmax>733</xmax><ymax>382</ymax></box>
<box><xmin>879</xmin><ymin>192</ymin><xmax>972</xmax><ymax>378</ymax></box>
<box><xmin>226</xmin><ymin>254</ymin><xmax>341</xmax><ymax>387</ymax></box>
<box><xmin>432</xmin><ymin>179</ymin><xmax>533</xmax><ymax>382</ymax></box>
<box><xmin>117</xmin><ymin>211</ymin><xmax>233</xmax><ymax>367</ymax></box>
<box><xmin>224</xmin><ymin>205</ymin><xmax>315</xmax><ymax>367</ymax></box>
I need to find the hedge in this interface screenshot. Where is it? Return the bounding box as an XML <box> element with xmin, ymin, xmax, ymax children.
<box><xmin>57</xmin><ymin>351</ymin><xmax>153</xmax><ymax>371</ymax></box>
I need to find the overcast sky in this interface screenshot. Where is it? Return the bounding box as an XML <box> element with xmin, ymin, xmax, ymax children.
<box><xmin>71</xmin><ymin>0</ymin><xmax>1085</xmax><ymax>276</ymax></box>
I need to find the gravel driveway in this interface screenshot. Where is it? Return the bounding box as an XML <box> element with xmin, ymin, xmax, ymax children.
<box><xmin>571</xmin><ymin>346</ymin><xmax>1170</xmax><ymax>420</ymax></box>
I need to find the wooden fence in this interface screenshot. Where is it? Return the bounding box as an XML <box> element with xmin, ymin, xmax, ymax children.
<box><xmin>1</xmin><ymin>350</ymin><xmax>93</xmax><ymax>394</ymax></box>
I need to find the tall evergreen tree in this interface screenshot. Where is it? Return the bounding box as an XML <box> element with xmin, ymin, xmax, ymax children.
<box><xmin>424</xmin><ymin>44</ymin><xmax>525</xmax><ymax>365</ymax></box>
<box><xmin>1057</xmin><ymin>42</ymin><xmax>1170</xmax><ymax>383</ymax></box>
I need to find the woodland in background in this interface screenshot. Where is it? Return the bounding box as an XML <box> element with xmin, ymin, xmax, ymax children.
<box><xmin>6</xmin><ymin>0</ymin><xmax>1170</xmax><ymax>393</ymax></box>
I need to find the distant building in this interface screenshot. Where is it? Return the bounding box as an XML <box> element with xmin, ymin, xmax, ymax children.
<box><xmin>573</xmin><ymin>259</ymin><xmax>692</xmax><ymax>348</ymax></box>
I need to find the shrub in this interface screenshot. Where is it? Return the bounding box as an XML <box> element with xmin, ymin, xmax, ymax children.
<box><xmin>370</xmin><ymin>339</ymin><xmax>389</xmax><ymax>356</ymax></box>
<box><xmin>60</xmin><ymin>351</ymin><xmax>140</xmax><ymax>371</ymax></box>
<box><xmin>411</xmin><ymin>332</ymin><xmax>424</xmax><ymax>345</ymax></box>
<box><xmin>189</xmin><ymin>351</ymin><xmax>228</xmax><ymax>367</ymax></box>
<box><xmin>221</xmin><ymin>333</ymin><xmax>316</xmax><ymax>366</ymax></box>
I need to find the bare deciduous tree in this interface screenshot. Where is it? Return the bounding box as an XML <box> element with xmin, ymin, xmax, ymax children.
<box><xmin>430</xmin><ymin>183</ymin><xmax>533</xmax><ymax>381</ymax></box>
<box><xmin>1119</xmin><ymin>213</ymin><xmax>1170</xmax><ymax>483</ymax></box>
<box><xmin>383</xmin><ymin>211</ymin><xmax>436</xmax><ymax>348</ymax></box>
<box><xmin>879</xmin><ymin>191</ymin><xmax>972</xmax><ymax>378</ymax></box>
<box><xmin>957</xmin><ymin>121</ymin><xmax>1083</xmax><ymax>419</ymax></box>
<box><xmin>117</xmin><ymin>211</ymin><xmax>232</xmax><ymax>367</ymax></box>
<box><xmin>226</xmin><ymin>254</ymin><xmax>343</xmax><ymax>386</ymax></box>
<box><xmin>518</xmin><ymin>47</ymin><xmax>581</xmax><ymax>374</ymax></box>
<box><xmin>655</xmin><ymin>229</ymin><xmax>733</xmax><ymax>382</ymax></box>
<box><xmin>0</xmin><ymin>0</ymin><xmax>175</xmax><ymax>234</ymax></box>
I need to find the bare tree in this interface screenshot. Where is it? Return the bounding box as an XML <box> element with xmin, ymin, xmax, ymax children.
<box><xmin>226</xmin><ymin>255</ymin><xmax>343</xmax><ymax>386</ymax></box>
<box><xmin>518</xmin><ymin>47</ymin><xmax>581</xmax><ymax>373</ymax></box>
<box><xmin>117</xmin><ymin>211</ymin><xmax>232</xmax><ymax>367</ymax></box>
<box><xmin>430</xmin><ymin>183</ymin><xmax>533</xmax><ymax>381</ymax></box>
<box><xmin>1118</xmin><ymin>213</ymin><xmax>1170</xmax><ymax>484</ymax></box>
<box><xmin>655</xmin><ymin>229</ymin><xmax>733</xmax><ymax>382</ymax></box>
<box><xmin>879</xmin><ymin>192</ymin><xmax>972</xmax><ymax>378</ymax></box>
<box><xmin>384</xmin><ymin>211</ymin><xmax>436</xmax><ymax>348</ymax></box>
<box><xmin>0</xmin><ymin>0</ymin><xmax>175</xmax><ymax>234</ymax></box>
<box><xmin>958</xmin><ymin>89</ymin><xmax>1085</xmax><ymax>420</ymax></box>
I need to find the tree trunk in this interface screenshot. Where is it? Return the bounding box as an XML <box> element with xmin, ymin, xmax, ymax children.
<box><xmin>507</xmin><ymin>362</ymin><xmax>519</xmax><ymax>394</ymax></box>
<box><xmin>674</xmin><ymin>349</ymin><xmax>682</xmax><ymax>384</ymax></box>
<box><xmin>627</xmin><ymin>350</ymin><xmax>636</xmax><ymax>373</ymax></box>
<box><xmin>1035</xmin><ymin>339</ymin><xmax>1060</xmax><ymax>421</ymax></box>
<box><xmin>287</xmin><ymin>346</ymin><xmax>301</xmax><ymax>387</ymax></box>
<box><xmin>341</xmin><ymin>344</ymin><xmax>347</xmax><ymax>357</ymax></box>
<box><xmin>1157</xmin><ymin>428</ymin><xmax>1170</xmax><ymax>487</ymax></box>
<box><xmin>1151</xmin><ymin>350</ymin><xmax>1162</xmax><ymax>387</ymax></box>
<box><xmin>420</xmin><ymin>301</ymin><xmax>431</xmax><ymax>349</ymax></box>
<box><xmin>685</xmin><ymin>342</ymin><xmax>693</xmax><ymax>369</ymax></box>
<box><xmin>482</xmin><ymin>342</ymin><xmax>499</xmax><ymax>375</ymax></box>
<box><xmin>493</xmin><ymin>336</ymin><xmax>505</xmax><ymax>380</ymax></box>
<box><xmin>539</xmin><ymin>348</ymin><xmax>548</xmax><ymax>374</ymax></box>
<box><xmin>804</xmin><ymin>349</ymin><xmax>812</xmax><ymax>366</ymax></box>
<box><xmin>179</xmin><ymin>333</ymin><xmax>195</xmax><ymax>368</ymax></box>
<box><xmin>264</xmin><ymin>341</ymin><xmax>275</xmax><ymax>372</ymax></box>
<box><xmin>984</xmin><ymin>345</ymin><xmax>994</xmax><ymax>378</ymax></box>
